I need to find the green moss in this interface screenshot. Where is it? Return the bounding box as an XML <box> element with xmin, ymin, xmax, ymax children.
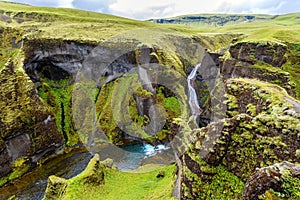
<box><xmin>225</xmin><ymin>94</ymin><xmax>238</xmax><ymax>110</ymax></box>
<box><xmin>154</xmin><ymin>49</ymin><xmax>185</xmax><ymax>74</ymax></box>
<box><xmin>282</xmin><ymin>43</ymin><xmax>300</xmax><ymax>99</ymax></box>
<box><xmin>246</xmin><ymin>103</ymin><xmax>257</xmax><ymax>116</ymax></box>
<box><xmin>163</xmin><ymin>97</ymin><xmax>182</xmax><ymax>117</ymax></box>
<box><xmin>8</xmin><ymin>156</ymin><xmax>30</xmax><ymax>181</ymax></box>
<box><xmin>281</xmin><ymin>175</ymin><xmax>300</xmax><ymax>198</ymax></box>
<box><xmin>269</xmin><ymin>174</ymin><xmax>300</xmax><ymax>199</ymax></box>
<box><xmin>46</xmin><ymin>156</ymin><xmax>176</xmax><ymax>200</ymax></box>
<box><xmin>156</xmin><ymin>130</ymin><xmax>169</xmax><ymax>141</ymax></box>
<box><xmin>0</xmin><ymin>27</ymin><xmax>23</xmax><ymax>70</ymax></box>
<box><xmin>96</xmin><ymin>69</ymin><xmax>189</xmax><ymax>143</ymax></box>
<box><xmin>96</xmin><ymin>81</ymin><xmax>118</xmax><ymax>143</ymax></box>
<box><xmin>222</xmin><ymin>78</ymin><xmax>300</xmax><ymax>184</ymax></box>
<box><xmin>0</xmin><ymin>176</ymin><xmax>8</xmax><ymax>187</ymax></box>
<box><xmin>296</xmin><ymin>150</ymin><xmax>300</xmax><ymax>159</ymax></box>
<box><xmin>182</xmin><ymin>152</ymin><xmax>244</xmax><ymax>199</ymax></box>
<box><xmin>200</xmin><ymin>165</ymin><xmax>244</xmax><ymax>200</ymax></box>
<box><xmin>38</xmin><ymin>77</ymin><xmax>79</xmax><ymax>146</ymax></box>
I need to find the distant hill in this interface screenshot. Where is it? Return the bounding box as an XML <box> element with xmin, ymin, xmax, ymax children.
<box><xmin>148</xmin><ymin>14</ymin><xmax>277</xmax><ymax>27</ymax></box>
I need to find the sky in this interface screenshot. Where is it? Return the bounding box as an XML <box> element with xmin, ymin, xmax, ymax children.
<box><xmin>5</xmin><ymin>0</ymin><xmax>300</xmax><ymax>20</ymax></box>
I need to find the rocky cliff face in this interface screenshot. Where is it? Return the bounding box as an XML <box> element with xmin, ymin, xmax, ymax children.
<box><xmin>221</xmin><ymin>42</ymin><xmax>296</xmax><ymax>97</ymax></box>
<box><xmin>1</xmin><ymin>4</ymin><xmax>300</xmax><ymax>199</ymax></box>
<box><xmin>173</xmin><ymin>77</ymin><xmax>300</xmax><ymax>199</ymax></box>
<box><xmin>0</xmin><ymin>61</ymin><xmax>63</xmax><ymax>186</ymax></box>
<box><xmin>0</xmin><ymin>30</ymin><xmax>213</xmax><ymax>187</ymax></box>
<box><xmin>243</xmin><ymin>161</ymin><xmax>300</xmax><ymax>200</ymax></box>
<box><xmin>148</xmin><ymin>14</ymin><xmax>274</xmax><ymax>26</ymax></box>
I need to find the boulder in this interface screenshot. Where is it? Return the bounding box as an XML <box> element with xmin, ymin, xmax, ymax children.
<box><xmin>242</xmin><ymin>161</ymin><xmax>300</xmax><ymax>200</ymax></box>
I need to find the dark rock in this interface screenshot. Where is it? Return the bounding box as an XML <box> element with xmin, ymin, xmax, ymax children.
<box><xmin>229</xmin><ymin>42</ymin><xmax>287</xmax><ymax>67</ymax></box>
<box><xmin>156</xmin><ymin>170</ymin><xmax>165</xmax><ymax>178</ymax></box>
<box><xmin>222</xmin><ymin>43</ymin><xmax>295</xmax><ymax>96</ymax></box>
<box><xmin>171</xmin><ymin>79</ymin><xmax>300</xmax><ymax>199</ymax></box>
<box><xmin>242</xmin><ymin>161</ymin><xmax>300</xmax><ymax>200</ymax></box>
<box><xmin>23</xmin><ymin>40</ymin><xmax>96</xmax><ymax>81</ymax></box>
<box><xmin>0</xmin><ymin>62</ymin><xmax>63</xmax><ymax>185</ymax></box>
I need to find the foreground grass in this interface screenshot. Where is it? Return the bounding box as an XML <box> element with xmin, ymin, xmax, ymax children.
<box><xmin>62</xmin><ymin>164</ymin><xmax>177</xmax><ymax>200</ymax></box>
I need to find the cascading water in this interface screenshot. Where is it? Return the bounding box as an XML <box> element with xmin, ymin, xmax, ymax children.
<box><xmin>187</xmin><ymin>63</ymin><xmax>202</xmax><ymax>123</ymax></box>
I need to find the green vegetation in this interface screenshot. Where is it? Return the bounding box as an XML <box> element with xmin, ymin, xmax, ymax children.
<box><xmin>283</xmin><ymin>43</ymin><xmax>300</xmax><ymax>98</ymax></box>
<box><xmin>0</xmin><ymin>1</ymin><xmax>300</xmax><ymax>199</ymax></box>
<box><xmin>0</xmin><ymin>156</ymin><xmax>30</xmax><ymax>187</ymax></box>
<box><xmin>44</xmin><ymin>154</ymin><xmax>177</xmax><ymax>200</ymax></box>
<box><xmin>65</xmin><ymin>165</ymin><xmax>176</xmax><ymax>200</ymax></box>
<box><xmin>96</xmin><ymin>72</ymin><xmax>186</xmax><ymax>144</ymax></box>
<box><xmin>0</xmin><ymin>1</ymin><xmax>156</xmax><ymax>42</ymax></box>
<box><xmin>150</xmin><ymin>12</ymin><xmax>300</xmax><ymax>44</ymax></box>
<box><xmin>182</xmin><ymin>152</ymin><xmax>244</xmax><ymax>199</ymax></box>
<box><xmin>261</xmin><ymin>174</ymin><xmax>300</xmax><ymax>199</ymax></box>
<box><xmin>38</xmin><ymin>77</ymin><xmax>79</xmax><ymax>146</ymax></box>
<box><xmin>224</xmin><ymin>78</ymin><xmax>300</xmax><ymax>178</ymax></box>
<box><xmin>200</xmin><ymin>165</ymin><xmax>245</xmax><ymax>199</ymax></box>
<box><xmin>0</xmin><ymin>27</ymin><xmax>22</xmax><ymax>70</ymax></box>
<box><xmin>279</xmin><ymin>174</ymin><xmax>300</xmax><ymax>198</ymax></box>
<box><xmin>163</xmin><ymin>97</ymin><xmax>181</xmax><ymax>117</ymax></box>
<box><xmin>148</xmin><ymin>14</ymin><xmax>274</xmax><ymax>27</ymax></box>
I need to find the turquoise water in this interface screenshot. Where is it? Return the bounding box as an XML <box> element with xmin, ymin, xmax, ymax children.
<box><xmin>116</xmin><ymin>143</ymin><xmax>170</xmax><ymax>170</ymax></box>
<box><xmin>8</xmin><ymin>143</ymin><xmax>171</xmax><ymax>199</ymax></box>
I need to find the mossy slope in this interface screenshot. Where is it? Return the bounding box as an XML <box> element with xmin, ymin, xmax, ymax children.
<box><xmin>43</xmin><ymin>154</ymin><xmax>177</xmax><ymax>200</ymax></box>
<box><xmin>173</xmin><ymin>78</ymin><xmax>300</xmax><ymax>199</ymax></box>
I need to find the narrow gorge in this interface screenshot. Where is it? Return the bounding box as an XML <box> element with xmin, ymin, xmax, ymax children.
<box><xmin>0</xmin><ymin>1</ymin><xmax>300</xmax><ymax>199</ymax></box>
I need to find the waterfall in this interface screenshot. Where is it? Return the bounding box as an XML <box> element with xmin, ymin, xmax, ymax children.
<box><xmin>187</xmin><ymin>63</ymin><xmax>202</xmax><ymax>122</ymax></box>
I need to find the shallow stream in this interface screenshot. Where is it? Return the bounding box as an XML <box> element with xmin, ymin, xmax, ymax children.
<box><xmin>0</xmin><ymin>143</ymin><xmax>172</xmax><ymax>200</ymax></box>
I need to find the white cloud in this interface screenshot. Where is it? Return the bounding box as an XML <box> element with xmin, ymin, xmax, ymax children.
<box><xmin>57</xmin><ymin>0</ymin><xmax>74</xmax><ymax>8</ymax></box>
<box><xmin>5</xmin><ymin>0</ymin><xmax>300</xmax><ymax>19</ymax></box>
<box><xmin>215</xmin><ymin>0</ymin><xmax>285</xmax><ymax>14</ymax></box>
<box><xmin>109</xmin><ymin>0</ymin><xmax>175</xmax><ymax>19</ymax></box>
<box><xmin>108</xmin><ymin>0</ymin><xmax>295</xmax><ymax>19</ymax></box>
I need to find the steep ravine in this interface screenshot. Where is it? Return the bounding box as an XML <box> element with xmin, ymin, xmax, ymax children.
<box><xmin>1</xmin><ymin>21</ymin><xmax>300</xmax><ymax>200</ymax></box>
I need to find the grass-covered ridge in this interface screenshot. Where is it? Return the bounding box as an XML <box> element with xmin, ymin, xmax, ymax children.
<box><xmin>0</xmin><ymin>0</ymin><xmax>156</xmax><ymax>42</ymax></box>
<box><xmin>148</xmin><ymin>13</ymin><xmax>275</xmax><ymax>27</ymax></box>
<box><xmin>0</xmin><ymin>1</ymin><xmax>299</xmax><ymax>199</ymax></box>
<box><xmin>43</xmin><ymin>154</ymin><xmax>177</xmax><ymax>200</ymax></box>
<box><xmin>150</xmin><ymin>12</ymin><xmax>300</xmax><ymax>44</ymax></box>
<box><xmin>1</xmin><ymin>1</ymin><xmax>299</xmax><ymax>45</ymax></box>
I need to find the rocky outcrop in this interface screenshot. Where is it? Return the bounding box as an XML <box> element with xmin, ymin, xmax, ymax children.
<box><xmin>43</xmin><ymin>176</ymin><xmax>67</xmax><ymax>200</ymax></box>
<box><xmin>242</xmin><ymin>161</ymin><xmax>300</xmax><ymax>200</ymax></box>
<box><xmin>43</xmin><ymin>154</ymin><xmax>105</xmax><ymax>200</ymax></box>
<box><xmin>172</xmin><ymin>78</ymin><xmax>300</xmax><ymax>199</ymax></box>
<box><xmin>149</xmin><ymin>14</ymin><xmax>274</xmax><ymax>27</ymax></box>
<box><xmin>229</xmin><ymin>42</ymin><xmax>287</xmax><ymax>67</ymax></box>
<box><xmin>23</xmin><ymin>39</ymin><xmax>96</xmax><ymax>81</ymax></box>
<box><xmin>221</xmin><ymin>42</ymin><xmax>296</xmax><ymax>96</ymax></box>
<box><xmin>0</xmin><ymin>61</ymin><xmax>63</xmax><ymax>186</ymax></box>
